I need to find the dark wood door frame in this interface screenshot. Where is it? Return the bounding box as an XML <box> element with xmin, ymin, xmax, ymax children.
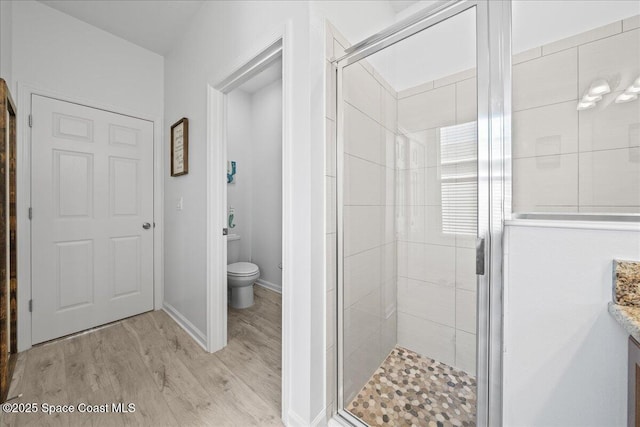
<box><xmin>0</xmin><ymin>78</ymin><xmax>18</xmax><ymax>403</ymax></box>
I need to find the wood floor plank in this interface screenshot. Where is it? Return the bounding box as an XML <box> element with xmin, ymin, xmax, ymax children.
<box><xmin>61</xmin><ymin>332</ymin><xmax>125</xmax><ymax>427</ymax></box>
<box><xmin>3</xmin><ymin>289</ymin><xmax>284</xmax><ymax>426</ymax></box>
<box><xmin>93</xmin><ymin>323</ymin><xmax>178</xmax><ymax>426</ymax></box>
<box><xmin>8</xmin><ymin>342</ymin><xmax>71</xmax><ymax>427</ymax></box>
<box><xmin>120</xmin><ymin>314</ymin><xmax>222</xmax><ymax>426</ymax></box>
<box><xmin>148</xmin><ymin>310</ymin><xmax>282</xmax><ymax>426</ymax></box>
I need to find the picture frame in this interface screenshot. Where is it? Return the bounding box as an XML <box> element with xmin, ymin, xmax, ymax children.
<box><xmin>171</xmin><ymin>117</ymin><xmax>189</xmax><ymax>176</ymax></box>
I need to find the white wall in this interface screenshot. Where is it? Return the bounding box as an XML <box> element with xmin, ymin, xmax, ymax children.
<box><xmin>11</xmin><ymin>0</ymin><xmax>164</xmax><ymax>352</ymax></box>
<box><xmin>11</xmin><ymin>1</ymin><xmax>163</xmax><ymax>115</ymax></box>
<box><xmin>0</xmin><ymin>0</ymin><xmax>12</xmax><ymax>87</ymax></box>
<box><xmin>163</xmin><ymin>2</ymin><xmax>325</xmax><ymax>424</ymax></box>
<box><xmin>226</xmin><ymin>89</ymin><xmax>253</xmax><ymax>262</ymax></box>
<box><xmin>503</xmin><ymin>223</ymin><xmax>640</xmax><ymax>426</ymax></box>
<box><xmin>251</xmin><ymin>79</ymin><xmax>283</xmax><ymax>288</ymax></box>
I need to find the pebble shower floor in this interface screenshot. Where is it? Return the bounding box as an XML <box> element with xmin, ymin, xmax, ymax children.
<box><xmin>346</xmin><ymin>346</ymin><xmax>477</xmax><ymax>427</ymax></box>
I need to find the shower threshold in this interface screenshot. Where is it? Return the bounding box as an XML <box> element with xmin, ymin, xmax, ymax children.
<box><xmin>346</xmin><ymin>346</ymin><xmax>476</xmax><ymax>427</ymax></box>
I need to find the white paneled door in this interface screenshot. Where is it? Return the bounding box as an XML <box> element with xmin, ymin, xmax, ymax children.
<box><xmin>31</xmin><ymin>95</ymin><xmax>154</xmax><ymax>344</ymax></box>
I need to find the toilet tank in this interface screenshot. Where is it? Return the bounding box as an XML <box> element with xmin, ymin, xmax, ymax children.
<box><xmin>227</xmin><ymin>234</ymin><xmax>241</xmax><ymax>264</ymax></box>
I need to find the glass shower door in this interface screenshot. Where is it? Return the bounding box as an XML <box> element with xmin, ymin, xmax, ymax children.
<box><xmin>335</xmin><ymin>2</ymin><xmax>494</xmax><ymax>426</ymax></box>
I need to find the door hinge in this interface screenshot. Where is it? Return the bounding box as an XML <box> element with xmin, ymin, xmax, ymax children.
<box><xmin>222</xmin><ymin>228</ymin><xmax>228</xmax><ymax>236</ymax></box>
<box><xmin>28</xmin><ymin>114</ymin><xmax>32</xmax><ymax>128</ymax></box>
<box><xmin>29</xmin><ymin>299</ymin><xmax>33</xmax><ymax>312</ymax></box>
<box><xmin>28</xmin><ymin>207</ymin><xmax>32</xmax><ymax>220</ymax></box>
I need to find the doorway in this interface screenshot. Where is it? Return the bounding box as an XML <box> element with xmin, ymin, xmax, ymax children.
<box><xmin>333</xmin><ymin>1</ymin><xmax>508</xmax><ymax>426</ymax></box>
<box><xmin>206</xmin><ymin>35</ymin><xmax>289</xmax><ymax>419</ymax></box>
<box><xmin>30</xmin><ymin>95</ymin><xmax>155</xmax><ymax>344</ymax></box>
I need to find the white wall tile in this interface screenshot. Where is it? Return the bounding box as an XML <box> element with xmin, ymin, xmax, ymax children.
<box><xmin>512</xmin><ymin>46</ymin><xmax>542</xmax><ymax>65</ymax></box>
<box><xmin>398</xmin><ymin>80</ymin><xmax>434</xmax><ymax>100</ymax></box>
<box><xmin>455</xmin><ymin>247</ymin><xmax>477</xmax><ymax>291</ymax></box>
<box><xmin>397</xmin><ymin>168</ymin><xmax>426</xmax><ymax>206</ymax></box>
<box><xmin>384</xmin><ymin>205</ymin><xmax>395</xmax><ymax>245</ymax></box>
<box><xmin>326</xmin><ymin>118</ymin><xmax>336</xmax><ymax>176</ymax></box>
<box><xmin>455</xmin><ymin>331</ymin><xmax>476</xmax><ymax>376</ymax></box>
<box><xmin>425</xmin><ymin>166</ymin><xmax>443</xmax><ymax>206</ymax></box>
<box><xmin>397</xmin><ymin>277</ymin><xmax>455</xmax><ymax>327</ymax></box>
<box><xmin>579</xmin><ymin>96</ymin><xmax>640</xmax><ymax>152</ymax></box>
<box><xmin>542</xmin><ymin>21</ymin><xmax>621</xmax><ymax>56</ymax></box>
<box><xmin>456</xmin><ymin>289</ymin><xmax>477</xmax><ymax>334</ymax></box>
<box><xmin>623</xmin><ymin>15</ymin><xmax>640</xmax><ymax>32</ymax></box>
<box><xmin>513</xmin><ymin>101</ymin><xmax>578</xmax><ymax>159</ymax></box>
<box><xmin>344</xmin><ymin>288</ymin><xmax>381</xmax><ymax>357</ymax></box>
<box><xmin>512</xmin><ymin>153</ymin><xmax>579</xmax><ymax>211</ymax></box>
<box><xmin>398</xmin><ymin>85</ymin><xmax>456</xmax><ymax>132</ymax></box>
<box><xmin>382</xmin><ymin>242</ymin><xmax>396</xmax><ymax>283</ymax></box>
<box><xmin>397</xmin><ymin>240</ymin><xmax>408</xmax><ymax>279</ymax></box>
<box><xmin>578</xmin><ymin>28</ymin><xmax>640</xmax><ymax>96</ymax></box>
<box><xmin>344</xmin><ymin>247</ymin><xmax>381</xmax><ymax>308</ymax></box>
<box><xmin>326</xmin><ymin>233</ymin><xmax>336</xmax><ymax>292</ymax></box>
<box><xmin>344</xmin><ymin>206</ymin><xmax>383</xmax><ymax>256</ymax></box>
<box><xmin>344</xmin><ymin>103</ymin><xmax>384</xmax><ymax>165</ymax></box>
<box><xmin>327</xmin><ymin>289</ymin><xmax>336</xmax><ymax>349</ymax></box>
<box><xmin>344</xmin><ymin>63</ymin><xmax>382</xmax><ymax>124</ymax></box>
<box><xmin>384</xmin><ymin>130</ymin><xmax>396</xmax><ymax>170</ymax></box>
<box><xmin>400</xmin><ymin>205</ymin><xmax>425</xmax><ymax>243</ymax></box>
<box><xmin>382</xmin><ymin>88</ymin><xmax>397</xmax><ymax>132</ymax></box>
<box><xmin>381</xmin><ymin>313</ymin><xmax>397</xmax><ymax>361</ymax></box>
<box><xmin>456</xmin><ymin>233</ymin><xmax>476</xmax><ymax>249</ymax></box>
<box><xmin>344</xmin><ymin>155</ymin><xmax>382</xmax><ymax>206</ymax></box>
<box><xmin>403</xmin><ymin>242</ymin><xmax>455</xmax><ymax>287</ymax></box>
<box><xmin>579</xmin><ymin>148</ymin><xmax>640</xmax><ymax>207</ymax></box>
<box><xmin>513</xmin><ymin>48</ymin><xmax>577</xmax><ymax>111</ymax></box>
<box><xmin>425</xmin><ymin>205</ymin><xmax>456</xmax><ymax>247</ymax></box>
<box><xmin>383</xmin><ymin>165</ymin><xmax>395</xmax><ymax>206</ymax></box>
<box><xmin>398</xmin><ymin>312</ymin><xmax>455</xmax><ymax>366</ymax></box>
<box><xmin>434</xmin><ymin>68</ymin><xmax>476</xmax><ymax>89</ymax></box>
<box><xmin>456</xmin><ymin>78</ymin><xmax>477</xmax><ymax>124</ymax></box>
<box><xmin>326</xmin><ymin>176</ymin><xmax>336</xmax><ymax>233</ymax></box>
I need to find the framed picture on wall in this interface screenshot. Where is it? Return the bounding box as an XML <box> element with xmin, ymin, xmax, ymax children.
<box><xmin>171</xmin><ymin>117</ymin><xmax>189</xmax><ymax>176</ymax></box>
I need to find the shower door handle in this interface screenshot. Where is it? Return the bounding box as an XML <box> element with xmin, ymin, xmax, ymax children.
<box><xmin>476</xmin><ymin>237</ymin><xmax>485</xmax><ymax>276</ymax></box>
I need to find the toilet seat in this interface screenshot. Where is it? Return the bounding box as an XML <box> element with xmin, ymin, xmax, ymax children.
<box><xmin>227</xmin><ymin>262</ymin><xmax>259</xmax><ymax>277</ymax></box>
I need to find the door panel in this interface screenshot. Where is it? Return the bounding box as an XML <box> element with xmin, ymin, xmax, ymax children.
<box><xmin>31</xmin><ymin>95</ymin><xmax>154</xmax><ymax>344</ymax></box>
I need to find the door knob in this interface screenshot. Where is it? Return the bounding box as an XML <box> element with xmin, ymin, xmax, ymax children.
<box><xmin>142</xmin><ymin>222</ymin><xmax>151</xmax><ymax>230</ymax></box>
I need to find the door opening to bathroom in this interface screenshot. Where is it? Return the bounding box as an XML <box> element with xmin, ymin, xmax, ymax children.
<box><xmin>206</xmin><ymin>39</ymin><xmax>285</xmax><ymax>420</ymax></box>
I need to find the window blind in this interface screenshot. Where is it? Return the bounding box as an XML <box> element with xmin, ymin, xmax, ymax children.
<box><xmin>439</xmin><ymin>121</ymin><xmax>477</xmax><ymax>236</ymax></box>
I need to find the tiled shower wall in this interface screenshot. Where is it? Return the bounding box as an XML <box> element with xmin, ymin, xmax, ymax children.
<box><xmin>395</xmin><ymin>69</ymin><xmax>479</xmax><ymax>376</ymax></box>
<box><xmin>512</xmin><ymin>16</ymin><xmax>640</xmax><ymax>213</ymax></box>
<box><xmin>325</xmin><ymin>22</ymin><xmax>399</xmax><ymax>408</ymax></box>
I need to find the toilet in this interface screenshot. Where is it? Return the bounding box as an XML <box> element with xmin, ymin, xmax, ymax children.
<box><xmin>227</xmin><ymin>234</ymin><xmax>260</xmax><ymax>309</ymax></box>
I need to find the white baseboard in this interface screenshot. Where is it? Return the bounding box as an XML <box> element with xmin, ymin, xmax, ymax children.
<box><xmin>162</xmin><ymin>302</ymin><xmax>207</xmax><ymax>351</ymax></box>
<box><xmin>256</xmin><ymin>278</ymin><xmax>282</xmax><ymax>294</ymax></box>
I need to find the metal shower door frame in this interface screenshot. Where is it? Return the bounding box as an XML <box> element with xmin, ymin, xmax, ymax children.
<box><xmin>332</xmin><ymin>1</ymin><xmax>511</xmax><ymax>426</ymax></box>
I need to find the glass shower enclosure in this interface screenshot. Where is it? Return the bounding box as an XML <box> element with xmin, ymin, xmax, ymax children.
<box><xmin>333</xmin><ymin>1</ymin><xmax>508</xmax><ymax>426</ymax></box>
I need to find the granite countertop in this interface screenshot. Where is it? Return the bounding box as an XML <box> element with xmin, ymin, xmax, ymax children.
<box><xmin>610</xmin><ymin>260</ymin><xmax>640</xmax><ymax>340</ymax></box>
<box><xmin>609</xmin><ymin>302</ymin><xmax>640</xmax><ymax>342</ymax></box>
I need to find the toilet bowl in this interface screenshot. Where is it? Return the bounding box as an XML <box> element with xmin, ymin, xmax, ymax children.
<box><xmin>227</xmin><ymin>262</ymin><xmax>260</xmax><ymax>309</ymax></box>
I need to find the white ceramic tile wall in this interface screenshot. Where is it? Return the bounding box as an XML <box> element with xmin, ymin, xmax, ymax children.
<box><xmin>327</xmin><ymin>23</ymin><xmax>398</xmax><ymax>407</ymax></box>
<box><xmin>395</xmin><ymin>65</ymin><xmax>479</xmax><ymax>374</ymax></box>
<box><xmin>513</xmin><ymin>19</ymin><xmax>640</xmax><ymax>213</ymax></box>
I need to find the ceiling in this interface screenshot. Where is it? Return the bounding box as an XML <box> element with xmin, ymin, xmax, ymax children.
<box><xmin>236</xmin><ymin>58</ymin><xmax>283</xmax><ymax>94</ymax></box>
<box><xmin>38</xmin><ymin>0</ymin><xmax>205</xmax><ymax>55</ymax></box>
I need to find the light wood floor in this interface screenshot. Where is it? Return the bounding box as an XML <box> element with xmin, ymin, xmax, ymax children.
<box><xmin>0</xmin><ymin>286</ymin><xmax>282</xmax><ymax>426</ymax></box>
